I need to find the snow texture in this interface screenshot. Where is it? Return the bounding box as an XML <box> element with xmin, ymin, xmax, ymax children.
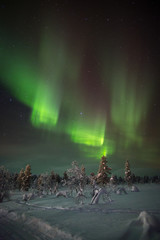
<box><xmin>0</xmin><ymin>184</ymin><xmax>160</xmax><ymax>240</ymax></box>
<box><xmin>0</xmin><ymin>209</ymin><xmax>82</xmax><ymax>240</ymax></box>
<box><xmin>121</xmin><ymin>211</ymin><xmax>160</xmax><ymax>240</ymax></box>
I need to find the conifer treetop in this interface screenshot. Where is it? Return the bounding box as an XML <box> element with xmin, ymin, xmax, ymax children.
<box><xmin>97</xmin><ymin>155</ymin><xmax>112</xmax><ymax>184</ymax></box>
<box><xmin>125</xmin><ymin>159</ymin><xmax>132</xmax><ymax>184</ymax></box>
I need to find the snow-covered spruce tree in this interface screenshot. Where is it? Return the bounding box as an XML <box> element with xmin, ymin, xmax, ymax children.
<box><xmin>96</xmin><ymin>156</ymin><xmax>112</xmax><ymax>185</ymax></box>
<box><xmin>50</xmin><ymin>170</ymin><xmax>55</xmax><ymax>182</ymax></box>
<box><xmin>90</xmin><ymin>172</ymin><xmax>96</xmax><ymax>185</ymax></box>
<box><xmin>63</xmin><ymin>171</ymin><xmax>69</xmax><ymax>181</ymax></box>
<box><xmin>48</xmin><ymin>170</ymin><xmax>56</xmax><ymax>190</ymax></box>
<box><xmin>124</xmin><ymin>160</ymin><xmax>132</xmax><ymax>185</ymax></box>
<box><xmin>37</xmin><ymin>174</ymin><xmax>43</xmax><ymax>192</ymax></box>
<box><xmin>55</xmin><ymin>173</ymin><xmax>61</xmax><ymax>183</ymax></box>
<box><xmin>31</xmin><ymin>175</ymin><xmax>38</xmax><ymax>190</ymax></box>
<box><xmin>21</xmin><ymin>164</ymin><xmax>32</xmax><ymax>191</ymax></box>
<box><xmin>37</xmin><ymin>173</ymin><xmax>49</xmax><ymax>193</ymax></box>
<box><xmin>17</xmin><ymin>168</ymin><xmax>25</xmax><ymax>190</ymax></box>
<box><xmin>0</xmin><ymin>166</ymin><xmax>11</xmax><ymax>202</ymax></box>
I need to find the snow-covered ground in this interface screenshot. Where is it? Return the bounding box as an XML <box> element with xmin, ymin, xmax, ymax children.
<box><xmin>0</xmin><ymin>184</ymin><xmax>160</xmax><ymax>240</ymax></box>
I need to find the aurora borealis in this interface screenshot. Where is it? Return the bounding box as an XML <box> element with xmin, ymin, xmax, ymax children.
<box><xmin>0</xmin><ymin>1</ymin><xmax>160</xmax><ymax>174</ymax></box>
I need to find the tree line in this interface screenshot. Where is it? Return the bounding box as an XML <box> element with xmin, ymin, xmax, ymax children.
<box><xmin>0</xmin><ymin>156</ymin><xmax>160</xmax><ymax>203</ymax></box>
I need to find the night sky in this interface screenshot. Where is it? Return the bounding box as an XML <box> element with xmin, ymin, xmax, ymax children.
<box><xmin>0</xmin><ymin>1</ymin><xmax>160</xmax><ymax>175</ymax></box>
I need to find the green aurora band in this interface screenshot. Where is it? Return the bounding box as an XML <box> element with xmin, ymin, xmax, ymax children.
<box><xmin>110</xmin><ymin>63</ymin><xmax>151</xmax><ymax>148</ymax></box>
<box><xmin>0</xmin><ymin>35</ymin><xmax>153</xmax><ymax>161</ymax></box>
<box><xmin>66</xmin><ymin>114</ymin><xmax>106</xmax><ymax>147</ymax></box>
<box><xmin>31</xmin><ymin>83</ymin><xmax>60</xmax><ymax>128</ymax></box>
<box><xmin>1</xmin><ymin>32</ymin><xmax>81</xmax><ymax>130</ymax></box>
<box><xmin>79</xmin><ymin>139</ymin><xmax>116</xmax><ymax>159</ymax></box>
<box><xmin>1</xmin><ymin>54</ymin><xmax>60</xmax><ymax>129</ymax></box>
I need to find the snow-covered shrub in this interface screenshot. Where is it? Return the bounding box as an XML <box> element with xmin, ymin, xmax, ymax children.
<box><xmin>22</xmin><ymin>192</ymin><xmax>36</xmax><ymax>201</ymax></box>
<box><xmin>116</xmin><ymin>187</ymin><xmax>127</xmax><ymax>195</ymax></box>
<box><xmin>56</xmin><ymin>190</ymin><xmax>68</xmax><ymax>198</ymax></box>
<box><xmin>131</xmin><ymin>185</ymin><xmax>139</xmax><ymax>192</ymax></box>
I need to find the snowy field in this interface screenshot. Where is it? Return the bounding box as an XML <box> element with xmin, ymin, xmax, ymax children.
<box><xmin>0</xmin><ymin>183</ymin><xmax>160</xmax><ymax>240</ymax></box>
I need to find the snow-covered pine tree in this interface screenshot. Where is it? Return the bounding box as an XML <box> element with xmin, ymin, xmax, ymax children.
<box><xmin>97</xmin><ymin>155</ymin><xmax>112</xmax><ymax>185</ymax></box>
<box><xmin>125</xmin><ymin>160</ymin><xmax>132</xmax><ymax>185</ymax></box>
